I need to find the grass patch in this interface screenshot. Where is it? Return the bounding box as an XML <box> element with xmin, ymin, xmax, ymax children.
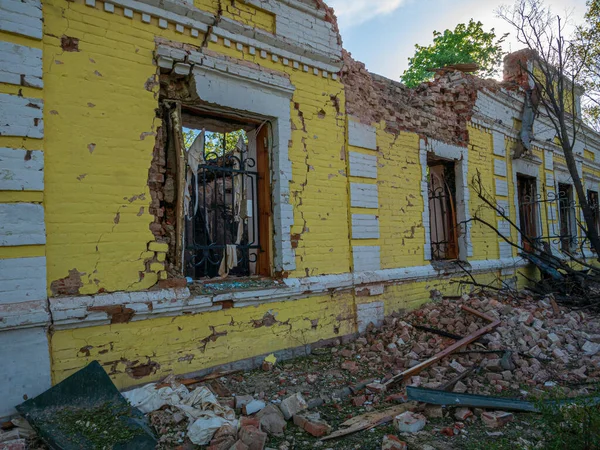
<box><xmin>56</xmin><ymin>401</ymin><xmax>145</xmax><ymax>449</ymax></box>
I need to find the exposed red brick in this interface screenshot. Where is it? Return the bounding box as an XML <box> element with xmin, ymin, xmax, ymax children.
<box><xmin>87</xmin><ymin>305</ymin><xmax>135</xmax><ymax>324</ymax></box>
<box><xmin>341</xmin><ymin>50</ymin><xmax>511</xmax><ymax>147</ymax></box>
<box><xmin>125</xmin><ymin>359</ymin><xmax>160</xmax><ymax>379</ymax></box>
<box><xmin>503</xmin><ymin>48</ymin><xmax>538</xmax><ymax>89</ymax></box>
<box><xmin>157</xmin><ymin>277</ymin><xmax>187</xmax><ymax>289</ymax></box>
<box><xmin>60</xmin><ymin>35</ymin><xmax>79</xmax><ymax>52</ymax></box>
<box><xmin>50</xmin><ymin>268</ymin><xmax>84</xmax><ymax>296</ymax></box>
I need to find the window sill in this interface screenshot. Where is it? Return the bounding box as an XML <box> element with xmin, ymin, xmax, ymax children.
<box><xmin>189</xmin><ymin>277</ymin><xmax>283</xmax><ymax>296</ymax></box>
<box><xmin>430</xmin><ymin>259</ymin><xmax>471</xmax><ymax>274</ymax></box>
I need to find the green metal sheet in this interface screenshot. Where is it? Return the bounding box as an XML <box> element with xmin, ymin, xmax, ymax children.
<box><xmin>17</xmin><ymin>360</ymin><xmax>156</xmax><ymax>450</ymax></box>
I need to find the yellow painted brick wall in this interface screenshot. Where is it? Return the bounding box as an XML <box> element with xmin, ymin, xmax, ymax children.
<box><xmin>51</xmin><ymin>292</ymin><xmax>355</xmax><ymax>387</ymax></box>
<box><xmin>378</xmin><ymin>270</ymin><xmax>513</xmax><ymax>315</ymax></box>
<box><xmin>212</xmin><ymin>39</ymin><xmax>351</xmax><ymax>277</ymax></box>
<box><xmin>43</xmin><ymin>0</ymin><xmax>350</xmax><ymax>294</ymax></box>
<box><xmin>468</xmin><ymin>124</ymin><xmax>500</xmax><ymax>261</ymax></box>
<box><xmin>194</xmin><ymin>0</ymin><xmax>275</xmax><ymax>33</ymax></box>
<box><xmin>42</xmin><ymin>0</ymin><xmax>200</xmax><ymax>294</ymax></box>
<box><xmin>376</xmin><ymin>128</ymin><xmax>427</xmax><ymax>269</ymax></box>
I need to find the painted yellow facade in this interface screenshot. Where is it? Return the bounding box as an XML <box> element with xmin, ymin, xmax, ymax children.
<box><xmin>2</xmin><ymin>0</ymin><xmax>600</xmax><ymax>416</ymax></box>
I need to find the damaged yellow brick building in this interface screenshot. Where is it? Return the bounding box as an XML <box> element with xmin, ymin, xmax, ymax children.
<box><xmin>1</xmin><ymin>0</ymin><xmax>599</xmax><ymax>416</ymax></box>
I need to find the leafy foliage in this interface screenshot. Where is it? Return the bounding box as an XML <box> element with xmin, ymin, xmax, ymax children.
<box><xmin>401</xmin><ymin>19</ymin><xmax>507</xmax><ymax>88</ymax></box>
<box><xmin>534</xmin><ymin>390</ymin><xmax>600</xmax><ymax>450</ymax></box>
<box><xmin>183</xmin><ymin>128</ymin><xmax>248</xmax><ymax>157</ymax></box>
<box><xmin>578</xmin><ymin>0</ymin><xmax>600</xmax><ymax>130</ymax></box>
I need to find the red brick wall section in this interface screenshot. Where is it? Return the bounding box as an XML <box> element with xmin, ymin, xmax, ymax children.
<box><xmin>341</xmin><ymin>50</ymin><xmax>513</xmax><ymax>147</ymax></box>
<box><xmin>502</xmin><ymin>48</ymin><xmax>538</xmax><ymax>90</ymax></box>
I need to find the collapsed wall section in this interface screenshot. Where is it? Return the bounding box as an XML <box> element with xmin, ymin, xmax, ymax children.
<box><xmin>341</xmin><ymin>50</ymin><xmax>504</xmax><ymax>146</ymax></box>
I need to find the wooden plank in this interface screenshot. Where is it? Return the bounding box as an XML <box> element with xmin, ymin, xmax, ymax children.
<box><xmin>321</xmin><ymin>403</ymin><xmax>415</xmax><ymax>441</ymax></box>
<box><xmin>171</xmin><ymin>105</ymin><xmax>186</xmax><ymax>274</ymax></box>
<box><xmin>383</xmin><ymin>306</ymin><xmax>500</xmax><ymax>387</ymax></box>
<box><xmin>256</xmin><ymin>124</ymin><xmax>272</xmax><ymax>276</ymax></box>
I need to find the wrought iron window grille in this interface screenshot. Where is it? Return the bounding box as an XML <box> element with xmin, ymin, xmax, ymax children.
<box><xmin>183</xmin><ymin>132</ymin><xmax>261</xmax><ymax>279</ymax></box>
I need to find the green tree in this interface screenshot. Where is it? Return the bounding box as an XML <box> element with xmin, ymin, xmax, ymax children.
<box><xmin>401</xmin><ymin>19</ymin><xmax>507</xmax><ymax>88</ymax></box>
<box><xmin>578</xmin><ymin>0</ymin><xmax>600</xmax><ymax>130</ymax></box>
<box><xmin>183</xmin><ymin>128</ymin><xmax>247</xmax><ymax>158</ymax></box>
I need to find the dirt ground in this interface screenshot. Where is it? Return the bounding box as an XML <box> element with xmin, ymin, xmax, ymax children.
<box><xmin>5</xmin><ymin>291</ymin><xmax>600</xmax><ymax>450</ymax></box>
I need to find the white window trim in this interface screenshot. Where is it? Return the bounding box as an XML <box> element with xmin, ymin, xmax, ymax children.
<box><xmin>513</xmin><ymin>158</ymin><xmax>543</xmax><ymax>250</ymax></box>
<box><xmin>420</xmin><ymin>139</ymin><xmax>472</xmax><ymax>261</ymax></box>
<box><xmin>191</xmin><ymin>61</ymin><xmax>296</xmax><ymax>272</ymax></box>
<box><xmin>583</xmin><ymin>173</ymin><xmax>600</xmax><ymax>257</ymax></box>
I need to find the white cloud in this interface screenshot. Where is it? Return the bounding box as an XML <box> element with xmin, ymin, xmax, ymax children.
<box><xmin>327</xmin><ymin>0</ymin><xmax>407</xmax><ymax>29</ymax></box>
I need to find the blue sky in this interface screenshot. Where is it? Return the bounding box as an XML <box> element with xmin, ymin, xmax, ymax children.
<box><xmin>327</xmin><ymin>0</ymin><xmax>588</xmax><ymax>80</ymax></box>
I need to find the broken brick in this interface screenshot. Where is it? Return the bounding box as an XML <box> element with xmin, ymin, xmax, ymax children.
<box><xmin>381</xmin><ymin>434</ymin><xmax>407</xmax><ymax>450</ymax></box>
<box><xmin>293</xmin><ymin>412</ymin><xmax>331</xmax><ymax>437</ymax></box>
<box><xmin>238</xmin><ymin>425</ymin><xmax>267</xmax><ymax>450</ymax></box>
<box><xmin>279</xmin><ymin>392</ymin><xmax>308</xmax><ymax>420</ymax></box>
<box><xmin>482</xmin><ymin>411</ymin><xmax>514</xmax><ymax>428</ymax></box>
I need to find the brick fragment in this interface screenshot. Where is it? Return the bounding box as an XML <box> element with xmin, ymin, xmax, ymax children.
<box><xmin>454</xmin><ymin>407</ymin><xmax>473</xmax><ymax>421</ymax></box>
<box><xmin>279</xmin><ymin>392</ymin><xmax>308</xmax><ymax>420</ymax></box>
<box><xmin>256</xmin><ymin>404</ymin><xmax>286</xmax><ymax>436</ymax></box>
<box><xmin>481</xmin><ymin>411</ymin><xmax>514</xmax><ymax>428</ymax></box>
<box><xmin>293</xmin><ymin>412</ymin><xmax>331</xmax><ymax>437</ymax></box>
<box><xmin>238</xmin><ymin>425</ymin><xmax>266</xmax><ymax>450</ymax></box>
<box><xmin>352</xmin><ymin>395</ymin><xmax>366</xmax><ymax>406</ymax></box>
<box><xmin>393</xmin><ymin>411</ymin><xmax>427</xmax><ymax>433</ymax></box>
<box><xmin>381</xmin><ymin>434</ymin><xmax>407</xmax><ymax>450</ymax></box>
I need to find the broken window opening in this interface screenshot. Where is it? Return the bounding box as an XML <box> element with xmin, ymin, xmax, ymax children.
<box><xmin>517</xmin><ymin>174</ymin><xmax>540</xmax><ymax>252</ymax></box>
<box><xmin>558</xmin><ymin>183</ymin><xmax>576</xmax><ymax>252</ymax></box>
<box><xmin>588</xmin><ymin>190</ymin><xmax>600</xmax><ymax>252</ymax></box>
<box><xmin>180</xmin><ymin>111</ymin><xmax>272</xmax><ymax>280</ymax></box>
<box><xmin>427</xmin><ymin>157</ymin><xmax>459</xmax><ymax>261</ymax></box>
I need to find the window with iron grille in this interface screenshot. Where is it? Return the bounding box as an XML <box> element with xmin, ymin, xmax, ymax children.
<box><xmin>557</xmin><ymin>183</ymin><xmax>576</xmax><ymax>252</ymax></box>
<box><xmin>181</xmin><ymin>113</ymin><xmax>272</xmax><ymax>279</ymax></box>
<box><xmin>427</xmin><ymin>157</ymin><xmax>458</xmax><ymax>260</ymax></box>
<box><xmin>588</xmin><ymin>190</ymin><xmax>600</xmax><ymax>251</ymax></box>
<box><xmin>517</xmin><ymin>174</ymin><xmax>539</xmax><ymax>252</ymax></box>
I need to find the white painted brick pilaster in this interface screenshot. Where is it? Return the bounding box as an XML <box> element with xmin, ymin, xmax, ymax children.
<box><xmin>351</xmin><ymin>214</ymin><xmax>379</xmax><ymax>239</ymax></box>
<box><xmin>0</xmin><ymin>203</ymin><xmax>45</xmax><ymax>246</ymax></box>
<box><xmin>353</xmin><ymin>246</ymin><xmax>380</xmax><ymax>272</ymax></box>
<box><xmin>493</xmin><ymin>131</ymin><xmax>506</xmax><ymax>157</ymax></box>
<box><xmin>0</xmin><ymin>148</ymin><xmax>43</xmax><ymax>191</ymax></box>
<box><xmin>348</xmin><ymin>119</ymin><xmax>377</xmax><ymax>150</ymax></box>
<box><xmin>494</xmin><ymin>159</ymin><xmax>507</xmax><ymax>177</ymax></box>
<box><xmin>0</xmin><ymin>94</ymin><xmax>43</xmax><ymax>138</ymax></box>
<box><xmin>349</xmin><ymin>152</ymin><xmax>377</xmax><ymax>178</ymax></box>
<box><xmin>495</xmin><ymin>179</ymin><xmax>509</xmax><ymax>197</ymax></box>
<box><xmin>350</xmin><ymin>183</ymin><xmax>378</xmax><ymax>208</ymax></box>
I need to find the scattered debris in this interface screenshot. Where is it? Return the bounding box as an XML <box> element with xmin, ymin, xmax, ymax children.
<box><xmin>481</xmin><ymin>411</ymin><xmax>514</xmax><ymax>428</ymax></box>
<box><xmin>292</xmin><ymin>412</ymin><xmax>331</xmax><ymax>437</ymax></box>
<box><xmin>381</xmin><ymin>434</ymin><xmax>408</xmax><ymax>450</ymax></box>
<box><xmin>322</xmin><ymin>404</ymin><xmax>415</xmax><ymax>441</ymax></box>
<box><xmin>383</xmin><ymin>305</ymin><xmax>500</xmax><ymax>387</ymax></box>
<box><xmin>262</xmin><ymin>354</ymin><xmax>277</xmax><ymax>372</ymax></box>
<box><xmin>393</xmin><ymin>411</ymin><xmax>427</xmax><ymax>433</ymax></box>
<box><xmin>406</xmin><ymin>386</ymin><xmax>537</xmax><ymax>412</ymax></box>
<box><xmin>279</xmin><ymin>393</ymin><xmax>308</xmax><ymax>421</ymax></box>
<box><xmin>255</xmin><ymin>405</ymin><xmax>286</xmax><ymax>437</ymax></box>
<box><xmin>9</xmin><ymin>292</ymin><xmax>600</xmax><ymax>449</ymax></box>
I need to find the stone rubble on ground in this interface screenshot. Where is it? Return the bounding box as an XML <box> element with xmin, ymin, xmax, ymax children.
<box><xmin>10</xmin><ymin>292</ymin><xmax>600</xmax><ymax>449</ymax></box>
<box><xmin>393</xmin><ymin>411</ymin><xmax>427</xmax><ymax>433</ymax></box>
<box><xmin>381</xmin><ymin>434</ymin><xmax>408</xmax><ymax>450</ymax></box>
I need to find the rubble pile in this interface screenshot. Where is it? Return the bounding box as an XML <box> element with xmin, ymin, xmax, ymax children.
<box><xmin>354</xmin><ymin>293</ymin><xmax>600</xmax><ymax>395</ymax></box>
<box><xmin>135</xmin><ymin>292</ymin><xmax>600</xmax><ymax>448</ymax></box>
<box><xmin>7</xmin><ymin>292</ymin><xmax>599</xmax><ymax>450</ymax></box>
